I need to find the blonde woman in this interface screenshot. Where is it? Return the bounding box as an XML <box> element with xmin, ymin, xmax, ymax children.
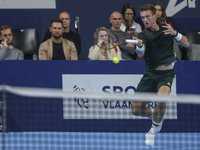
<box><xmin>88</xmin><ymin>27</ymin><xmax>122</xmax><ymax>60</ymax></box>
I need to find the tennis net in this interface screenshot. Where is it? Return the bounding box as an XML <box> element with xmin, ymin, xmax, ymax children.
<box><xmin>0</xmin><ymin>85</ymin><xmax>200</xmax><ymax>150</ymax></box>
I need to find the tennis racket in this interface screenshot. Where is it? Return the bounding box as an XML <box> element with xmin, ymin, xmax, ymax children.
<box><xmin>95</xmin><ymin>28</ymin><xmax>137</xmax><ymax>50</ymax></box>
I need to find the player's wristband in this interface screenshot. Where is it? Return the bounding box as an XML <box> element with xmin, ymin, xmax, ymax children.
<box><xmin>174</xmin><ymin>32</ymin><xmax>182</xmax><ymax>41</ymax></box>
<box><xmin>173</xmin><ymin>30</ymin><xmax>178</xmax><ymax>37</ymax></box>
<box><xmin>136</xmin><ymin>45</ymin><xmax>144</xmax><ymax>52</ymax></box>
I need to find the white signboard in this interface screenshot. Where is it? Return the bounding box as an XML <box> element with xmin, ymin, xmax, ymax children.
<box><xmin>0</xmin><ymin>0</ymin><xmax>56</xmax><ymax>9</ymax></box>
<box><xmin>62</xmin><ymin>74</ymin><xmax>177</xmax><ymax>119</ymax></box>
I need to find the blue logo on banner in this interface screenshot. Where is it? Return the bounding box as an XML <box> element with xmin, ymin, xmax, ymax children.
<box><xmin>73</xmin><ymin>85</ymin><xmax>89</xmax><ymax>109</ymax></box>
<box><xmin>102</xmin><ymin>86</ymin><xmax>136</xmax><ymax>94</ymax></box>
<box><xmin>72</xmin><ymin>85</ymin><xmax>157</xmax><ymax>110</ymax></box>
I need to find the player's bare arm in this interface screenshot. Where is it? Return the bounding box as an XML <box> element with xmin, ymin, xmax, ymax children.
<box><xmin>162</xmin><ymin>22</ymin><xmax>189</xmax><ymax>48</ymax></box>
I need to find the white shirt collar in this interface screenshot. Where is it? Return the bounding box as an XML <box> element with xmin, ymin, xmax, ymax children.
<box><xmin>0</xmin><ymin>44</ymin><xmax>13</xmax><ymax>49</ymax></box>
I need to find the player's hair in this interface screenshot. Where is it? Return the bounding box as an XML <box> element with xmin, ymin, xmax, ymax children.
<box><xmin>153</xmin><ymin>2</ymin><xmax>169</xmax><ymax>24</ymax></box>
<box><xmin>139</xmin><ymin>4</ymin><xmax>156</xmax><ymax>15</ymax></box>
<box><xmin>93</xmin><ymin>27</ymin><xmax>111</xmax><ymax>44</ymax></box>
<box><xmin>0</xmin><ymin>25</ymin><xmax>12</xmax><ymax>35</ymax></box>
<box><xmin>50</xmin><ymin>19</ymin><xmax>63</xmax><ymax>27</ymax></box>
<box><xmin>121</xmin><ymin>3</ymin><xmax>137</xmax><ymax>18</ymax></box>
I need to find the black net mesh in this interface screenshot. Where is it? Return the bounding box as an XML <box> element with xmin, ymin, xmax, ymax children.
<box><xmin>0</xmin><ymin>87</ymin><xmax>200</xmax><ymax>150</ymax></box>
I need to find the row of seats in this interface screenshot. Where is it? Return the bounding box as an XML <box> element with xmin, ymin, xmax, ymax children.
<box><xmin>12</xmin><ymin>28</ymin><xmax>37</xmax><ymax>59</ymax></box>
<box><xmin>12</xmin><ymin>28</ymin><xmax>200</xmax><ymax>60</ymax></box>
<box><xmin>182</xmin><ymin>30</ymin><xmax>200</xmax><ymax>60</ymax></box>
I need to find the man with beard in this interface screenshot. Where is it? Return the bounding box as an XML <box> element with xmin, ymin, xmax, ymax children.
<box><xmin>39</xmin><ymin>19</ymin><xmax>78</xmax><ymax>60</ymax></box>
<box><xmin>42</xmin><ymin>12</ymin><xmax>82</xmax><ymax>60</ymax></box>
<box><xmin>0</xmin><ymin>25</ymin><xmax>24</xmax><ymax>60</ymax></box>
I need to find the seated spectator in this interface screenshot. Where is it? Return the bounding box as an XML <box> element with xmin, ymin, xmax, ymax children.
<box><xmin>154</xmin><ymin>2</ymin><xmax>173</xmax><ymax>27</ymax></box>
<box><xmin>108</xmin><ymin>11</ymin><xmax>136</xmax><ymax>60</ymax></box>
<box><xmin>42</xmin><ymin>12</ymin><xmax>82</xmax><ymax>59</ymax></box>
<box><xmin>39</xmin><ymin>19</ymin><xmax>78</xmax><ymax>60</ymax></box>
<box><xmin>0</xmin><ymin>25</ymin><xmax>24</xmax><ymax>60</ymax></box>
<box><xmin>88</xmin><ymin>27</ymin><xmax>122</xmax><ymax>60</ymax></box>
<box><xmin>120</xmin><ymin>3</ymin><xmax>142</xmax><ymax>39</ymax></box>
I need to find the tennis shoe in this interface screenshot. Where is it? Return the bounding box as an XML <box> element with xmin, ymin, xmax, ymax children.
<box><xmin>145</xmin><ymin>126</ymin><xmax>156</xmax><ymax>147</ymax></box>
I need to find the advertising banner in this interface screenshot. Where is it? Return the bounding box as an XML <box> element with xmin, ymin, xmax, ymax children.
<box><xmin>62</xmin><ymin>74</ymin><xmax>177</xmax><ymax>119</ymax></box>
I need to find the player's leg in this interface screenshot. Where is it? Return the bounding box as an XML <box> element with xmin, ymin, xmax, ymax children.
<box><xmin>145</xmin><ymin>69</ymin><xmax>175</xmax><ymax>147</ymax></box>
<box><xmin>132</xmin><ymin>71</ymin><xmax>155</xmax><ymax>118</ymax></box>
<box><xmin>152</xmin><ymin>69</ymin><xmax>174</xmax><ymax>132</ymax></box>
<box><xmin>151</xmin><ymin>86</ymin><xmax>170</xmax><ymax>134</ymax></box>
<box><xmin>132</xmin><ymin>101</ymin><xmax>152</xmax><ymax>117</ymax></box>
<box><xmin>153</xmin><ymin>86</ymin><xmax>170</xmax><ymax>124</ymax></box>
<box><xmin>145</xmin><ymin>86</ymin><xmax>170</xmax><ymax>147</ymax></box>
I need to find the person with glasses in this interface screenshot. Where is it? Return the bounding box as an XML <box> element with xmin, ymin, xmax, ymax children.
<box><xmin>108</xmin><ymin>11</ymin><xmax>136</xmax><ymax>60</ymax></box>
<box><xmin>0</xmin><ymin>25</ymin><xmax>24</xmax><ymax>60</ymax></box>
<box><xmin>120</xmin><ymin>3</ymin><xmax>142</xmax><ymax>40</ymax></box>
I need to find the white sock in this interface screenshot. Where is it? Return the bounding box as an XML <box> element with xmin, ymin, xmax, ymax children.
<box><xmin>152</xmin><ymin>121</ymin><xmax>162</xmax><ymax>127</ymax></box>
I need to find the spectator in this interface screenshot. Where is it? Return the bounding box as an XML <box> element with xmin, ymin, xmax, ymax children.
<box><xmin>0</xmin><ymin>25</ymin><xmax>24</xmax><ymax>60</ymax></box>
<box><xmin>108</xmin><ymin>11</ymin><xmax>136</xmax><ymax>60</ymax></box>
<box><xmin>39</xmin><ymin>19</ymin><xmax>78</xmax><ymax>60</ymax></box>
<box><xmin>120</xmin><ymin>3</ymin><xmax>142</xmax><ymax>39</ymax></box>
<box><xmin>153</xmin><ymin>2</ymin><xmax>173</xmax><ymax>27</ymax></box>
<box><xmin>88</xmin><ymin>27</ymin><xmax>122</xmax><ymax>60</ymax></box>
<box><xmin>42</xmin><ymin>12</ymin><xmax>82</xmax><ymax>60</ymax></box>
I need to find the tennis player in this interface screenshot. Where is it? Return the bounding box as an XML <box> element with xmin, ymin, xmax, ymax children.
<box><xmin>131</xmin><ymin>4</ymin><xmax>189</xmax><ymax>147</ymax></box>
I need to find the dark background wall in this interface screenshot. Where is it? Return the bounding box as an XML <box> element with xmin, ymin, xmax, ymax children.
<box><xmin>0</xmin><ymin>0</ymin><xmax>200</xmax><ymax>60</ymax></box>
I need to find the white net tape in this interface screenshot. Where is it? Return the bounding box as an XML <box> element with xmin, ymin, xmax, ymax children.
<box><xmin>0</xmin><ymin>85</ymin><xmax>200</xmax><ymax>104</ymax></box>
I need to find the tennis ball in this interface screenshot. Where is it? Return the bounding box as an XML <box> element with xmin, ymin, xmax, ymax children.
<box><xmin>112</xmin><ymin>57</ymin><xmax>119</xmax><ymax>64</ymax></box>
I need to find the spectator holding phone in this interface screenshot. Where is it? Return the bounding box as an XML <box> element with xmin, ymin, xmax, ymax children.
<box><xmin>120</xmin><ymin>3</ymin><xmax>142</xmax><ymax>39</ymax></box>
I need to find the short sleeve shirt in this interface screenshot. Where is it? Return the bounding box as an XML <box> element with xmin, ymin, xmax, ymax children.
<box><xmin>137</xmin><ymin>25</ymin><xmax>175</xmax><ymax>70</ymax></box>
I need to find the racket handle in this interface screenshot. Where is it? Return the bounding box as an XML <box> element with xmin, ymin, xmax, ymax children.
<box><xmin>125</xmin><ymin>39</ymin><xmax>137</xmax><ymax>44</ymax></box>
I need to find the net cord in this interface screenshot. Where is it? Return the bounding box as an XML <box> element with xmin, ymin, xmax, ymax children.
<box><xmin>0</xmin><ymin>85</ymin><xmax>199</xmax><ymax>104</ymax></box>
